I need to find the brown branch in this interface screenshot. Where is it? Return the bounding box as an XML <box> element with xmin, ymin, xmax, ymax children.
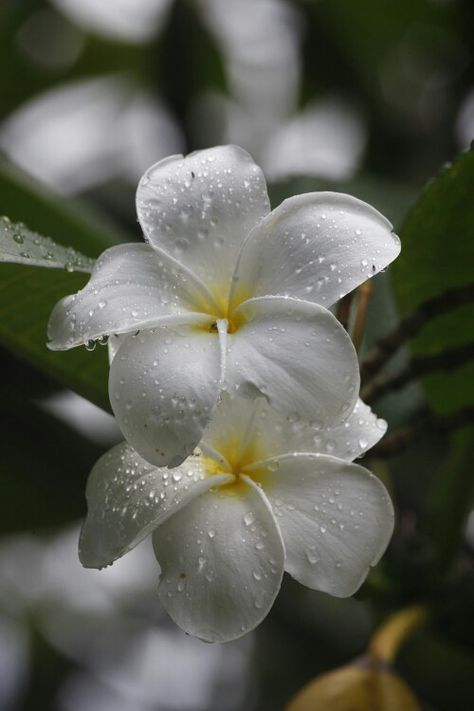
<box><xmin>336</xmin><ymin>292</ymin><xmax>354</xmax><ymax>331</ymax></box>
<box><xmin>361</xmin><ymin>284</ymin><xmax>474</xmax><ymax>383</ymax></box>
<box><xmin>370</xmin><ymin>406</ymin><xmax>474</xmax><ymax>459</ymax></box>
<box><xmin>361</xmin><ymin>342</ymin><xmax>474</xmax><ymax>404</ymax></box>
<box><xmin>352</xmin><ymin>281</ymin><xmax>373</xmax><ymax>353</ymax></box>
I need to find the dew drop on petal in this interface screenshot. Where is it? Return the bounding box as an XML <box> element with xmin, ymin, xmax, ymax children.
<box><xmin>243</xmin><ymin>512</ymin><xmax>255</xmax><ymax>527</ymax></box>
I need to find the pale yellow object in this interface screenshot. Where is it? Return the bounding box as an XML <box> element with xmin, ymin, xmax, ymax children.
<box><xmin>286</xmin><ymin>662</ymin><xmax>421</xmax><ymax>711</ymax></box>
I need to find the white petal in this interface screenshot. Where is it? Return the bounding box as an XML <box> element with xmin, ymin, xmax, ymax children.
<box><xmin>107</xmin><ymin>334</ymin><xmax>125</xmax><ymax>364</ymax></box>
<box><xmin>226</xmin><ymin>296</ymin><xmax>359</xmax><ymax>427</ymax></box>
<box><xmin>246</xmin><ymin>453</ymin><xmax>394</xmax><ymax>596</ymax></box>
<box><xmin>316</xmin><ymin>398</ymin><xmax>387</xmax><ymax>460</ymax></box>
<box><xmin>230</xmin><ymin>192</ymin><xmax>400</xmax><ymax>310</ymax></box>
<box><xmin>48</xmin><ymin>243</ymin><xmax>213</xmax><ymax>350</ymax></box>
<box><xmin>250</xmin><ymin>397</ymin><xmax>387</xmax><ymax>462</ymax></box>
<box><xmin>79</xmin><ymin>442</ymin><xmax>233</xmax><ymax>569</ymax></box>
<box><xmin>136</xmin><ymin>145</ymin><xmax>270</xmax><ymax>294</ymax></box>
<box><xmin>201</xmin><ymin>392</ymin><xmax>258</xmax><ymax>459</ymax></box>
<box><xmin>109</xmin><ymin>323</ymin><xmax>222</xmax><ymax>467</ymax></box>
<box><xmin>152</xmin><ymin>476</ymin><xmax>284</xmax><ymax>642</ymax></box>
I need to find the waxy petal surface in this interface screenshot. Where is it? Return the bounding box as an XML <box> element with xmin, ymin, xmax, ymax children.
<box><xmin>153</xmin><ymin>476</ymin><xmax>284</xmax><ymax>642</ymax></box>
<box><xmin>136</xmin><ymin>145</ymin><xmax>270</xmax><ymax>296</ymax></box>
<box><xmin>230</xmin><ymin>192</ymin><xmax>400</xmax><ymax>310</ymax></box>
<box><xmin>253</xmin><ymin>397</ymin><xmax>387</xmax><ymax>462</ymax></box>
<box><xmin>80</xmin><ymin>442</ymin><xmax>233</xmax><ymax>569</ymax></box>
<box><xmin>247</xmin><ymin>453</ymin><xmax>394</xmax><ymax>596</ymax></box>
<box><xmin>109</xmin><ymin>321</ymin><xmax>222</xmax><ymax>468</ymax></box>
<box><xmin>226</xmin><ymin>296</ymin><xmax>359</xmax><ymax>428</ymax></box>
<box><xmin>48</xmin><ymin>243</ymin><xmax>211</xmax><ymax>350</ymax></box>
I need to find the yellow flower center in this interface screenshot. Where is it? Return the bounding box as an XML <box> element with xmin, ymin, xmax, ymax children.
<box><xmin>198</xmin><ymin>281</ymin><xmax>254</xmax><ymax>334</ymax></box>
<box><xmin>203</xmin><ymin>433</ymin><xmax>274</xmax><ymax>496</ymax></box>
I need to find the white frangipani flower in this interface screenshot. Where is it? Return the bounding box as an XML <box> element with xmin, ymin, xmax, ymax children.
<box><xmin>48</xmin><ymin>146</ymin><xmax>400</xmax><ymax>467</ymax></box>
<box><xmin>79</xmin><ymin>395</ymin><xmax>394</xmax><ymax>643</ymax></box>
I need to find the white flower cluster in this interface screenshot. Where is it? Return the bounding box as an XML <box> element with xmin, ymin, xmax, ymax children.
<box><xmin>49</xmin><ymin>146</ymin><xmax>400</xmax><ymax>642</ymax></box>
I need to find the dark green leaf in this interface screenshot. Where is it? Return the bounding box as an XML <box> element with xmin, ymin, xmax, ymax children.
<box><xmin>391</xmin><ymin>148</ymin><xmax>474</xmax><ymax>414</ymax></box>
<box><xmin>0</xmin><ymin>162</ymin><xmax>130</xmax><ymax>411</ymax></box>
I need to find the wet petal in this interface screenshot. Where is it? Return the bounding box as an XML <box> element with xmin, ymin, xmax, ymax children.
<box><xmin>109</xmin><ymin>322</ymin><xmax>222</xmax><ymax>468</ymax></box>
<box><xmin>252</xmin><ymin>397</ymin><xmax>387</xmax><ymax>461</ymax></box>
<box><xmin>230</xmin><ymin>192</ymin><xmax>399</xmax><ymax>310</ymax></box>
<box><xmin>226</xmin><ymin>296</ymin><xmax>359</xmax><ymax>428</ymax></box>
<box><xmin>136</xmin><ymin>145</ymin><xmax>270</xmax><ymax>293</ymax></box>
<box><xmin>48</xmin><ymin>243</ymin><xmax>212</xmax><ymax>350</ymax></box>
<box><xmin>153</xmin><ymin>476</ymin><xmax>284</xmax><ymax>642</ymax></box>
<box><xmin>246</xmin><ymin>453</ymin><xmax>394</xmax><ymax>596</ymax></box>
<box><xmin>80</xmin><ymin>442</ymin><xmax>233</xmax><ymax>569</ymax></box>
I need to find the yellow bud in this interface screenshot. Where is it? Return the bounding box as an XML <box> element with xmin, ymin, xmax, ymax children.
<box><xmin>286</xmin><ymin>658</ymin><xmax>421</xmax><ymax>711</ymax></box>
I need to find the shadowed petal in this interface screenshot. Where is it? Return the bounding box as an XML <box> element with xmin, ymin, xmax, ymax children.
<box><xmin>153</xmin><ymin>476</ymin><xmax>284</xmax><ymax>642</ymax></box>
<box><xmin>80</xmin><ymin>442</ymin><xmax>233</xmax><ymax>569</ymax></box>
<box><xmin>109</xmin><ymin>321</ymin><xmax>223</xmax><ymax>468</ymax></box>
<box><xmin>245</xmin><ymin>453</ymin><xmax>394</xmax><ymax>596</ymax></box>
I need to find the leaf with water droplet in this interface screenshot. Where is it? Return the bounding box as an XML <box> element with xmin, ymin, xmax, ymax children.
<box><xmin>0</xmin><ymin>216</ymin><xmax>94</xmax><ymax>273</ymax></box>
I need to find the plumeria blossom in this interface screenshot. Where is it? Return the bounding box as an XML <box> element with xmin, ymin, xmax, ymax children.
<box><xmin>79</xmin><ymin>394</ymin><xmax>394</xmax><ymax>643</ymax></box>
<box><xmin>48</xmin><ymin>145</ymin><xmax>400</xmax><ymax>467</ymax></box>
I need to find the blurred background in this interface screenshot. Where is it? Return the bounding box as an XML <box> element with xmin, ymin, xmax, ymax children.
<box><xmin>1</xmin><ymin>1</ymin><xmax>474</xmax><ymax>709</ymax></box>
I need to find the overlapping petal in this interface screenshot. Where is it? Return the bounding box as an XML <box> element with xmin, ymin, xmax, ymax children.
<box><xmin>79</xmin><ymin>442</ymin><xmax>233</xmax><ymax>569</ymax></box>
<box><xmin>253</xmin><ymin>397</ymin><xmax>387</xmax><ymax>461</ymax></box>
<box><xmin>152</xmin><ymin>476</ymin><xmax>284</xmax><ymax>642</ymax></box>
<box><xmin>136</xmin><ymin>145</ymin><xmax>270</xmax><ymax>293</ymax></box>
<box><xmin>109</xmin><ymin>321</ymin><xmax>222</xmax><ymax>468</ymax></box>
<box><xmin>245</xmin><ymin>453</ymin><xmax>394</xmax><ymax>596</ymax></box>
<box><xmin>225</xmin><ymin>296</ymin><xmax>359</xmax><ymax>427</ymax></box>
<box><xmin>48</xmin><ymin>243</ymin><xmax>214</xmax><ymax>350</ymax></box>
<box><xmin>229</xmin><ymin>192</ymin><xmax>400</xmax><ymax>310</ymax></box>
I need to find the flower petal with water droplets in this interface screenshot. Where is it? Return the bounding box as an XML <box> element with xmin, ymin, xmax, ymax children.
<box><xmin>153</xmin><ymin>476</ymin><xmax>284</xmax><ymax>642</ymax></box>
<box><xmin>136</xmin><ymin>145</ymin><xmax>270</xmax><ymax>294</ymax></box>
<box><xmin>109</xmin><ymin>322</ymin><xmax>222</xmax><ymax>468</ymax></box>
<box><xmin>251</xmin><ymin>397</ymin><xmax>386</xmax><ymax>462</ymax></box>
<box><xmin>80</xmin><ymin>442</ymin><xmax>233</xmax><ymax>569</ymax></box>
<box><xmin>229</xmin><ymin>192</ymin><xmax>400</xmax><ymax>310</ymax></box>
<box><xmin>245</xmin><ymin>453</ymin><xmax>394</xmax><ymax>597</ymax></box>
<box><xmin>48</xmin><ymin>243</ymin><xmax>213</xmax><ymax>350</ymax></box>
<box><xmin>226</xmin><ymin>296</ymin><xmax>359</xmax><ymax>428</ymax></box>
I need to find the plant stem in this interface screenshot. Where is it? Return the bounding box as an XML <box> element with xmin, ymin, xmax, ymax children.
<box><xmin>370</xmin><ymin>407</ymin><xmax>474</xmax><ymax>459</ymax></box>
<box><xmin>361</xmin><ymin>342</ymin><xmax>474</xmax><ymax>404</ymax></box>
<box><xmin>361</xmin><ymin>284</ymin><xmax>474</xmax><ymax>382</ymax></box>
<box><xmin>352</xmin><ymin>281</ymin><xmax>373</xmax><ymax>353</ymax></box>
<box><xmin>368</xmin><ymin>606</ymin><xmax>427</xmax><ymax>664</ymax></box>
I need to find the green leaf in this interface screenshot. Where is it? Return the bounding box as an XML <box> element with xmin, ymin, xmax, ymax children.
<box><xmin>0</xmin><ymin>216</ymin><xmax>94</xmax><ymax>272</ymax></box>
<box><xmin>391</xmin><ymin>148</ymin><xmax>474</xmax><ymax>415</ymax></box>
<box><xmin>0</xmin><ymin>162</ymin><xmax>129</xmax><ymax>411</ymax></box>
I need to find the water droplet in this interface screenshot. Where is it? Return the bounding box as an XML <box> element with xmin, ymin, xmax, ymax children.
<box><xmin>305</xmin><ymin>549</ymin><xmax>320</xmax><ymax>565</ymax></box>
<box><xmin>243</xmin><ymin>512</ymin><xmax>255</xmax><ymax>527</ymax></box>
